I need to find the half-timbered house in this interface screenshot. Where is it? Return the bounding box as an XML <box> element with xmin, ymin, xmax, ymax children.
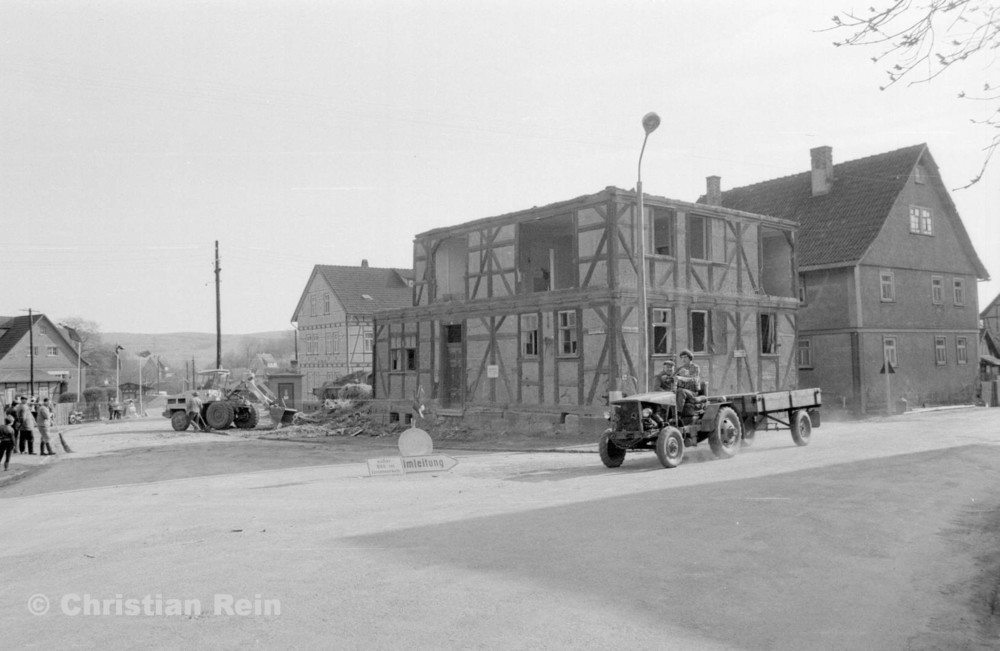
<box><xmin>373</xmin><ymin>187</ymin><xmax>799</xmax><ymax>432</ymax></box>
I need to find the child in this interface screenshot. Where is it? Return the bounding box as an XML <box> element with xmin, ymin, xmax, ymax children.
<box><xmin>0</xmin><ymin>415</ymin><xmax>15</xmax><ymax>470</ymax></box>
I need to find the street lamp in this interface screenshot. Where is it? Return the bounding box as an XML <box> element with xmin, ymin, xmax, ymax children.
<box><xmin>138</xmin><ymin>351</ymin><xmax>151</xmax><ymax>417</ymax></box>
<box><xmin>636</xmin><ymin>111</ymin><xmax>660</xmax><ymax>390</ymax></box>
<box><xmin>114</xmin><ymin>345</ymin><xmax>123</xmax><ymax>405</ymax></box>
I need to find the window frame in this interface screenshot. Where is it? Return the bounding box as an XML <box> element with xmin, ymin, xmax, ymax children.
<box><xmin>390</xmin><ymin>334</ymin><xmax>417</xmax><ymax>372</ymax></box>
<box><xmin>651</xmin><ymin>308</ymin><xmax>673</xmax><ymax>356</ymax></box>
<box><xmin>759</xmin><ymin>312</ymin><xmax>777</xmax><ymax>356</ymax></box>
<box><xmin>956</xmin><ymin>336</ymin><xmax>968</xmax><ymax>365</ymax></box>
<box><xmin>883</xmin><ymin>336</ymin><xmax>898</xmax><ymax>369</ymax></box>
<box><xmin>688</xmin><ymin>213</ymin><xmax>710</xmax><ymax>261</ymax></box>
<box><xmin>797</xmin><ymin>338</ymin><xmax>813</xmax><ymax>369</ymax></box>
<box><xmin>363</xmin><ymin>331</ymin><xmax>374</xmax><ymax>353</ymax></box>
<box><xmin>520</xmin><ymin>313</ymin><xmax>539</xmax><ymax>358</ymax></box>
<box><xmin>931</xmin><ymin>275</ymin><xmax>943</xmax><ymax>304</ymax></box>
<box><xmin>557</xmin><ymin>310</ymin><xmax>578</xmax><ymax>357</ymax></box>
<box><xmin>934</xmin><ymin>335</ymin><xmax>947</xmax><ymax>365</ymax></box>
<box><xmin>879</xmin><ymin>269</ymin><xmax>895</xmax><ymax>302</ymax></box>
<box><xmin>953</xmin><ymin>278</ymin><xmax>965</xmax><ymax>306</ymax></box>
<box><xmin>46</xmin><ymin>346</ymin><xmax>59</xmax><ymax>357</ymax></box>
<box><xmin>651</xmin><ymin>207</ymin><xmax>676</xmax><ymax>257</ymax></box>
<box><xmin>909</xmin><ymin>205</ymin><xmax>933</xmax><ymax>235</ymax></box>
<box><xmin>690</xmin><ymin>310</ymin><xmax>710</xmax><ymax>354</ymax></box>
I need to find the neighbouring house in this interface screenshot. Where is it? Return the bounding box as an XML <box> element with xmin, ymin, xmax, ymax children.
<box><xmin>291</xmin><ymin>260</ymin><xmax>413</xmax><ymax>401</ymax></box>
<box><xmin>252</xmin><ymin>353</ymin><xmax>279</xmax><ymax>376</ymax></box>
<box><xmin>705</xmin><ymin>144</ymin><xmax>988</xmax><ymax>414</ymax></box>
<box><xmin>0</xmin><ymin>314</ymin><xmax>88</xmax><ymax>404</ymax></box>
<box><xmin>373</xmin><ymin>186</ymin><xmax>800</xmax><ymax>431</ymax></box>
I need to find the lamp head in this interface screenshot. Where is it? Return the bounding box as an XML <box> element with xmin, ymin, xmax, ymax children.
<box><xmin>642</xmin><ymin>112</ymin><xmax>660</xmax><ymax>135</ymax></box>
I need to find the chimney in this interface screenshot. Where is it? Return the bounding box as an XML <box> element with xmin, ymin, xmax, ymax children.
<box><xmin>810</xmin><ymin>146</ymin><xmax>833</xmax><ymax>196</ymax></box>
<box><xmin>706</xmin><ymin>175</ymin><xmax>722</xmax><ymax>206</ymax></box>
<box><xmin>361</xmin><ymin>259</ymin><xmax>369</xmax><ymax>268</ymax></box>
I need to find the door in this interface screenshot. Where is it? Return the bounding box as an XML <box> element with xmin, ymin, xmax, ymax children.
<box><xmin>442</xmin><ymin>324</ymin><xmax>464</xmax><ymax>408</ymax></box>
<box><xmin>278</xmin><ymin>383</ymin><xmax>296</xmax><ymax>410</ymax></box>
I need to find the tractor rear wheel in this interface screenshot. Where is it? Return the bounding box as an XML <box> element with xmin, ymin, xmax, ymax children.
<box><xmin>655</xmin><ymin>427</ymin><xmax>685</xmax><ymax>468</ymax></box>
<box><xmin>791</xmin><ymin>409</ymin><xmax>812</xmax><ymax>446</ymax></box>
<box><xmin>708</xmin><ymin>407</ymin><xmax>742</xmax><ymax>459</ymax></box>
<box><xmin>234</xmin><ymin>406</ymin><xmax>260</xmax><ymax>429</ymax></box>
<box><xmin>170</xmin><ymin>411</ymin><xmax>190</xmax><ymax>431</ymax></box>
<box><xmin>598</xmin><ymin>431</ymin><xmax>626</xmax><ymax>468</ymax></box>
<box><xmin>205</xmin><ymin>401</ymin><xmax>234</xmax><ymax>429</ymax></box>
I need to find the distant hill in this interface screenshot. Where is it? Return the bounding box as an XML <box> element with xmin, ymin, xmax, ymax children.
<box><xmin>103</xmin><ymin>331</ymin><xmax>295</xmax><ymax>369</ymax></box>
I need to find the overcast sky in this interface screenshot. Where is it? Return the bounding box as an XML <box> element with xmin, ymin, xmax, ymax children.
<box><xmin>2</xmin><ymin>1</ymin><xmax>997</xmax><ymax>335</ymax></box>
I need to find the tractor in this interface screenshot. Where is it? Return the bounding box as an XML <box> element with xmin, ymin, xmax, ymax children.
<box><xmin>162</xmin><ymin>369</ymin><xmax>297</xmax><ymax>431</ymax></box>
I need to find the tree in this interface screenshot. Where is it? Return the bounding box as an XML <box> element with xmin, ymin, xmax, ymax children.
<box><xmin>57</xmin><ymin>316</ymin><xmax>103</xmax><ymax>359</ymax></box>
<box><xmin>830</xmin><ymin>0</ymin><xmax>1000</xmax><ymax>188</ymax></box>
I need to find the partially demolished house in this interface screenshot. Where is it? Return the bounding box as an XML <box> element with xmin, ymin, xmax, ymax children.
<box><xmin>373</xmin><ymin>186</ymin><xmax>799</xmax><ymax>430</ymax></box>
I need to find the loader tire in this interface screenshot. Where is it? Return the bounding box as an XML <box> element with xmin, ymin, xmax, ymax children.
<box><xmin>205</xmin><ymin>401</ymin><xmax>234</xmax><ymax>429</ymax></box>
<box><xmin>234</xmin><ymin>406</ymin><xmax>260</xmax><ymax>429</ymax></box>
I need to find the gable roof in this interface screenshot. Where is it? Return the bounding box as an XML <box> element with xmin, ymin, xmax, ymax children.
<box><xmin>704</xmin><ymin>144</ymin><xmax>988</xmax><ymax>277</ymax></box>
<box><xmin>292</xmin><ymin>264</ymin><xmax>413</xmax><ymax>321</ymax></box>
<box><xmin>0</xmin><ymin>313</ymin><xmax>89</xmax><ymax>367</ymax></box>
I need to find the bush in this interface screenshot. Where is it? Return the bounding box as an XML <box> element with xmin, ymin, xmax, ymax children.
<box><xmin>59</xmin><ymin>392</ymin><xmax>77</xmax><ymax>403</ymax></box>
<box><xmin>338</xmin><ymin>383</ymin><xmax>372</xmax><ymax>401</ymax></box>
<box><xmin>83</xmin><ymin>387</ymin><xmax>110</xmax><ymax>404</ymax></box>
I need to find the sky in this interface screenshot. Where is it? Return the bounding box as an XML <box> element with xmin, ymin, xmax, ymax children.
<box><xmin>2</xmin><ymin>0</ymin><xmax>998</xmax><ymax>335</ymax></box>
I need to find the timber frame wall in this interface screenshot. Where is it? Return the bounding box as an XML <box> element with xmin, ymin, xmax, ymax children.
<box><xmin>374</xmin><ymin>187</ymin><xmax>800</xmax><ymax>424</ymax></box>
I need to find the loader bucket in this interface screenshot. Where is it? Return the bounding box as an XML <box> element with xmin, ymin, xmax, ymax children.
<box><xmin>268</xmin><ymin>404</ymin><xmax>298</xmax><ymax>427</ymax></box>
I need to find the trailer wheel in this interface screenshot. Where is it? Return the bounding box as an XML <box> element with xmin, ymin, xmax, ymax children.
<box><xmin>170</xmin><ymin>411</ymin><xmax>190</xmax><ymax>431</ymax></box>
<box><xmin>655</xmin><ymin>427</ymin><xmax>685</xmax><ymax>468</ymax></box>
<box><xmin>599</xmin><ymin>430</ymin><xmax>626</xmax><ymax>468</ymax></box>
<box><xmin>741</xmin><ymin>416</ymin><xmax>758</xmax><ymax>447</ymax></box>
<box><xmin>709</xmin><ymin>407</ymin><xmax>742</xmax><ymax>459</ymax></box>
<box><xmin>205</xmin><ymin>401</ymin><xmax>234</xmax><ymax>429</ymax></box>
<box><xmin>791</xmin><ymin>409</ymin><xmax>812</xmax><ymax>446</ymax></box>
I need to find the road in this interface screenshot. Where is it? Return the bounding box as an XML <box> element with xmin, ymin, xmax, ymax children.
<box><xmin>1</xmin><ymin>408</ymin><xmax>999</xmax><ymax>649</ymax></box>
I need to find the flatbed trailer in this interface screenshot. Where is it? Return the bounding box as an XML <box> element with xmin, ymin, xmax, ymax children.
<box><xmin>722</xmin><ymin>387</ymin><xmax>822</xmax><ymax>447</ymax></box>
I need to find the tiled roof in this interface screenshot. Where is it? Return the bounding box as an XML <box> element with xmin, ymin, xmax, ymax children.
<box><xmin>0</xmin><ymin>314</ymin><xmax>35</xmax><ymax>361</ymax></box>
<box><xmin>708</xmin><ymin>144</ymin><xmax>926</xmax><ymax>268</ymax></box>
<box><xmin>315</xmin><ymin>265</ymin><xmax>413</xmax><ymax>316</ymax></box>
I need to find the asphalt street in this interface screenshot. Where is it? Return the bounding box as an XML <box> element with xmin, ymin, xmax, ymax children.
<box><xmin>1</xmin><ymin>408</ymin><xmax>999</xmax><ymax>649</ymax></box>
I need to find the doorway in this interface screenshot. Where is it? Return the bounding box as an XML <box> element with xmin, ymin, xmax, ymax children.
<box><xmin>442</xmin><ymin>324</ymin><xmax>464</xmax><ymax>408</ymax></box>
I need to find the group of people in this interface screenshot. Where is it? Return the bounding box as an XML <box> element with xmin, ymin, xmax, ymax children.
<box><xmin>653</xmin><ymin>348</ymin><xmax>702</xmax><ymax>419</ymax></box>
<box><xmin>1</xmin><ymin>395</ymin><xmax>57</xmax><ymax>471</ymax></box>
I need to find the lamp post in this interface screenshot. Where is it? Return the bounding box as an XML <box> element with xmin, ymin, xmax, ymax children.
<box><xmin>114</xmin><ymin>345</ymin><xmax>123</xmax><ymax>404</ymax></box>
<box><xmin>636</xmin><ymin>111</ymin><xmax>660</xmax><ymax>390</ymax></box>
<box><xmin>138</xmin><ymin>351</ymin><xmax>151</xmax><ymax>417</ymax></box>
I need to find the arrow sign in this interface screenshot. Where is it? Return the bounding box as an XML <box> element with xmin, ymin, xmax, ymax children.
<box><xmin>400</xmin><ymin>455</ymin><xmax>458</xmax><ymax>473</ymax></box>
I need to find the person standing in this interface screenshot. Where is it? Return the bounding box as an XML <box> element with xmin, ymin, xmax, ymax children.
<box><xmin>0</xmin><ymin>415</ymin><xmax>14</xmax><ymax>470</ymax></box>
<box><xmin>37</xmin><ymin>398</ymin><xmax>54</xmax><ymax>456</ymax></box>
<box><xmin>5</xmin><ymin>399</ymin><xmax>19</xmax><ymax>453</ymax></box>
<box><xmin>15</xmin><ymin>395</ymin><xmax>36</xmax><ymax>455</ymax></box>
<box><xmin>186</xmin><ymin>392</ymin><xmax>209</xmax><ymax>431</ymax></box>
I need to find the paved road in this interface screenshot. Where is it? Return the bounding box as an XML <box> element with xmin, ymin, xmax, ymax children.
<box><xmin>2</xmin><ymin>409</ymin><xmax>999</xmax><ymax>649</ymax></box>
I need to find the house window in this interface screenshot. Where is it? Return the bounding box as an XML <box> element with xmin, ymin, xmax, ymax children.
<box><xmin>760</xmin><ymin>313</ymin><xmax>777</xmax><ymax>355</ymax></box>
<box><xmin>934</xmin><ymin>336</ymin><xmax>947</xmax><ymax>365</ymax></box>
<box><xmin>953</xmin><ymin>278</ymin><xmax>965</xmax><ymax>306</ymax></box>
<box><xmin>323</xmin><ymin>293</ymin><xmax>331</xmax><ymax>315</ymax></box>
<box><xmin>326</xmin><ymin>332</ymin><xmax>334</xmax><ymax>356</ymax></box>
<box><xmin>390</xmin><ymin>334</ymin><xmax>417</xmax><ymax>371</ymax></box>
<box><xmin>909</xmin><ymin>206</ymin><xmax>933</xmax><ymax>235</ymax></box>
<box><xmin>309</xmin><ymin>295</ymin><xmax>317</xmax><ymax>317</ymax></box>
<box><xmin>332</xmin><ymin>334</ymin><xmax>339</xmax><ymax>354</ymax></box>
<box><xmin>883</xmin><ymin>337</ymin><xmax>898</xmax><ymax>369</ymax></box>
<box><xmin>520</xmin><ymin>314</ymin><xmax>539</xmax><ymax>357</ymax></box>
<box><xmin>688</xmin><ymin>214</ymin><xmax>710</xmax><ymax>261</ymax></box>
<box><xmin>797</xmin><ymin>338</ymin><xmax>813</xmax><ymax>369</ymax></box>
<box><xmin>914</xmin><ymin>164</ymin><xmax>926</xmax><ymax>184</ymax></box>
<box><xmin>931</xmin><ymin>276</ymin><xmax>943</xmax><ymax>304</ymax></box>
<box><xmin>690</xmin><ymin>310</ymin><xmax>710</xmax><ymax>354</ymax></box>
<box><xmin>363</xmin><ymin>331</ymin><xmax>373</xmax><ymax>353</ymax></box>
<box><xmin>557</xmin><ymin>310</ymin><xmax>577</xmax><ymax>356</ymax></box>
<box><xmin>651</xmin><ymin>308</ymin><xmax>673</xmax><ymax>356</ymax></box>
<box><xmin>517</xmin><ymin>214</ymin><xmax>577</xmax><ymax>294</ymax></box>
<box><xmin>651</xmin><ymin>208</ymin><xmax>675</xmax><ymax>256</ymax></box>
<box><xmin>46</xmin><ymin>346</ymin><xmax>58</xmax><ymax>357</ymax></box>
<box><xmin>880</xmin><ymin>269</ymin><xmax>895</xmax><ymax>302</ymax></box>
<box><xmin>957</xmin><ymin>336</ymin><xmax>968</xmax><ymax>364</ymax></box>
<box><xmin>798</xmin><ymin>275</ymin><xmax>807</xmax><ymax>304</ymax></box>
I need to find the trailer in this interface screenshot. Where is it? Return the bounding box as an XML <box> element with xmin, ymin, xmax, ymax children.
<box><xmin>599</xmin><ymin>387</ymin><xmax>821</xmax><ymax>469</ymax></box>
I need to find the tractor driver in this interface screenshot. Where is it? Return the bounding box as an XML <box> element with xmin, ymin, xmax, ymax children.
<box><xmin>674</xmin><ymin>349</ymin><xmax>701</xmax><ymax>426</ymax></box>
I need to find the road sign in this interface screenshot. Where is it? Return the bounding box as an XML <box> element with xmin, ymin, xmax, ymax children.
<box><xmin>400</xmin><ymin>455</ymin><xmax>458</xmax><ymax>473</ymax></box>
<box><xmin>367</xmin><ymin>457</ymin><xmax>404</xmax><ymax>477</ymax></box>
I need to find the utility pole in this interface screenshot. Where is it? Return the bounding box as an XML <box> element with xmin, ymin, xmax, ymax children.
<box><xmin>215</xmin><ymin>240</ymin><xmax>222</xmax><ymax>370</ymax></box>
<box><xmin>26</xmin><ymin>308</ymin><xmax>34</xmax><ymax>396</ymax></box>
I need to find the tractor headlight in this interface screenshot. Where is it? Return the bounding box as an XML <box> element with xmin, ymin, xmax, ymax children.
<box><xmin>603</xmin><ymin>411</ymin><xmax>611</xmax><ymax>420</ymax></box>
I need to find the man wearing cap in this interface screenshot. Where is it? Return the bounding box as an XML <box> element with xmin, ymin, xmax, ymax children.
<box><xmin>654</xmin><ymin>359</ymin><xmax>676</xmax><ymax>391</ymax></box>
<box><xmin>15</xmin><ymin>395</ymin><xmax>37</xmax><ymax>455</ymax></box>
<box><xmin>185</xmin><ymin>391</ymin><xmax>209</xmax><ymax>431</ymax></box>
<box><xmin>675</xmin><ymin>350</ymin><xmax>701</xmax><ymax>440</ymax></box>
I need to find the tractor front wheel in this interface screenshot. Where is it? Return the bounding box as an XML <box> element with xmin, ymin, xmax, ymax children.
<box><xmin>598</xmin><ymin>430</ymin><xmax>626</xmax><ymax>468</ymax></box>
<box><xmin>655</xmin><ymin>427</ymin><xmax>685</xmax><ymax>468</ymax></box>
